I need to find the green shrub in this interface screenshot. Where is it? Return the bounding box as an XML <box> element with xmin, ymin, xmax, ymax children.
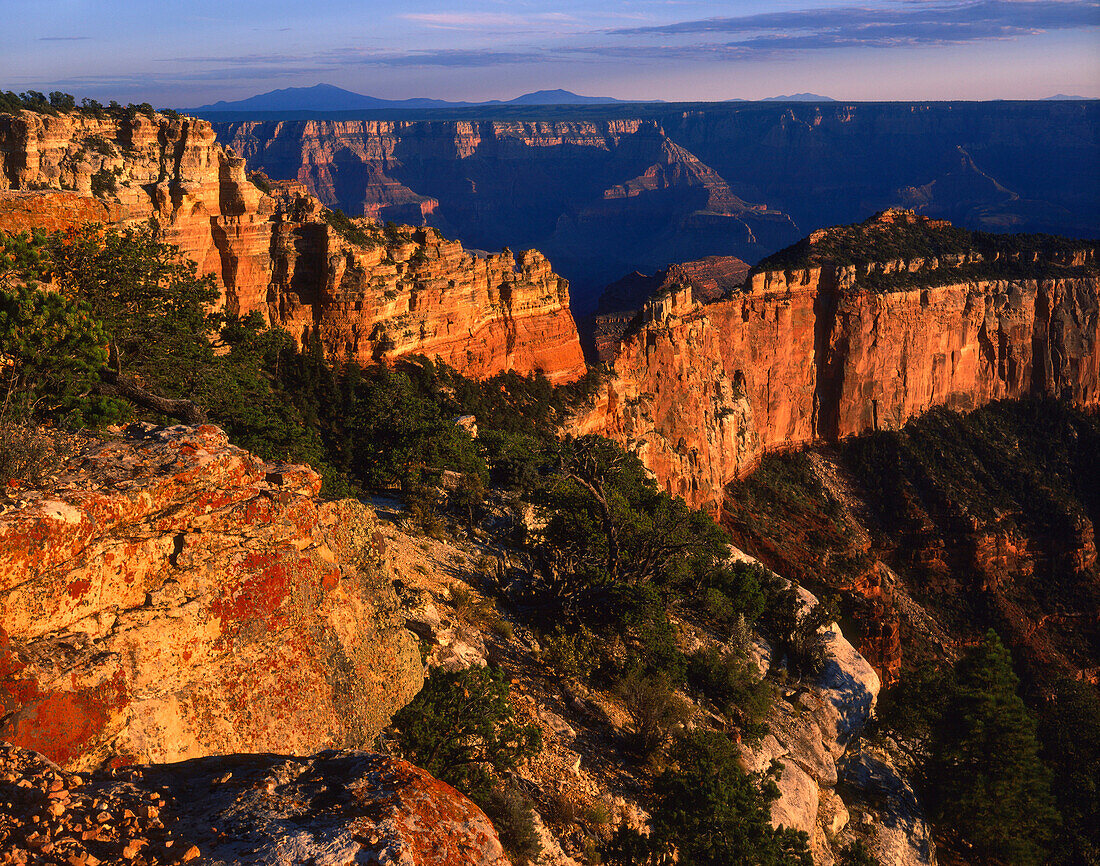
<box><xmin>686</xmin><ymin>645</ymin><xmax>772</xmax><ymax>733</ymax></box>
<box><xmin>393</xmin><ymin>665</ymin><xmax>542</xmax><ymax>801</ymax></box>
<box><xmin>542</xmin><ymin>625</ymin><xmax>601</xmax><ymax>682</ymax></box>
<box><xmin>616</xmin><ymin>667</ymin><xmax>691</xmax><ymax>758</ymax></box>
<box><xmin>0</xmin><ymin>424</ymin><xmax>58</xmax><ymax>488</ymax></box>
<box><xmin>479</xmin><ymin>786</ymin><xmax>542</xmax><ymax>865</ymax></box>
<box><xmin>931</xmin><ymin>631</ymin><xmax>1059</xmax><ymax>865</ymax></box>
<box><xmin>646</xmin><ymin>728</ymin><xmax>813</xmax><ymax>864</ymax></box>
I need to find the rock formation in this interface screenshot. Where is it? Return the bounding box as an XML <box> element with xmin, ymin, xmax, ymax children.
<box><xmin>592</xmin><ymin>255</ymin><xmax>749</xmax><ymax>361</ymax></box>
<box><xmin>581</xmin><ymin>212</ymin><xmax>1099</xmax><ymax>510</ymax></box>
<box><xmin>0</xmin><ymin>109</ymin><xmax>586</xmax><ymax>383</ymax></box>
<box><xmin>0</xmin><ymin>424</ymin><xmax>424</xmax><ymax>771</ymax></box>
<box><xmin>0</xmin><ymin>743</ymin><xmax>511</xmax><ymax>866</ymax></box>
<box><xmin>210</xmin><ymin>101</ymin><xmax>1098</xmax><ymax>311</ymax></box>
<box><xmin>215</xmin><ymin>118</ymin><xmax>800</xmax><ymax>312</ymax></box>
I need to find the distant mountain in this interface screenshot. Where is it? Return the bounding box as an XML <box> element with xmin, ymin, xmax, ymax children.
<box><xmin>188</xmin><ymin>84</ymin><xmax>462</xmax><ymax>112</ymax></box>
<box><xmin>187</xmin><ymin>84</ymin><xmax>630</xmax><ymax>113</ymax></box>
<box><xmin>1042</xmin><ymin>94</ymin><xmax>1091</xmax><ymax>100</ymax></box>
<box><xmin>499</xmin><ymin>89</ymin><xmax>627</xmax><ymax>105</ymax></box>
<box><xmin>760</xmin><ymin>93</ymin><xmax>836</xmax><ymax>102</ymax></box>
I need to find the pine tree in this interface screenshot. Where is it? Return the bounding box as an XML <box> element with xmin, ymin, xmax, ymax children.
<box><xmin>933</xmin><ymin>630</ymin><xmax>1060</xmax><ymax>864</ymax></box>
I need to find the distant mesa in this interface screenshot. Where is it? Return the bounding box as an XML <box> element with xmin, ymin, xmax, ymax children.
<box><xmin>187</xmin><ymin>83</ymin><xmax>630</xmax><ymax>113</ymax></box>
<box><xmin>760</xmin><ymin>93</ymin><xmax>836</xmax><ymax>102</ymax></box>
<box><xmin>1041</xmin><ymin>94</ymin><xmax>1092</xmax><ymax>100</ymax></box>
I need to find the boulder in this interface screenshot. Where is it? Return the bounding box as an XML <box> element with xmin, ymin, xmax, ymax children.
<box><xmin>0</xmin><ymin>425</ymin><xmax>423</xmax><ymax>770</ymax></box>
<box><xmin>0</xmin><ymin>743</ymin><xmax>511</xmax><ymax>866</ymax></box>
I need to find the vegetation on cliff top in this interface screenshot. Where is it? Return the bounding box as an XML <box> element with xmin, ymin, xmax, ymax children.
<box><xmin>751</xmin><ymin>210</ymin><xmax>1097</xmax><ymax>291</ymax></box>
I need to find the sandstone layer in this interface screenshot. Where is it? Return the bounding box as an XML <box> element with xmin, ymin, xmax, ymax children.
<box><xmin>0</xmin><ymin>424</ymin><xmax>423</xmax><ymax>771</ymax></box>
<box><xmin>0</xmin><ymin>109</ymin><xmax>586</xmax><ymax>383</ymax></box>
<box><xmin>581</xmin><ymin>214</ymin><xmax>1099</xmax><ymax>510</ymax></box>
<box><xmin>0</xmin><ymin>743</ymin><xmax>511</xmax><ymax>866</ymax></box>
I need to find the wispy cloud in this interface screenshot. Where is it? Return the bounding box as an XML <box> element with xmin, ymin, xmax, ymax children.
<box><xmin>38</xmin><ymin>36</ymin><xmax>92</xmax><ymax>41</ymax></box>
<box><xmin>610</xmin><ymin>0</ymin><xmax>1100</xmax><ymax>48</ymax></box>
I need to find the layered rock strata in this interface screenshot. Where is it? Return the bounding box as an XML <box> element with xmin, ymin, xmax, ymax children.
<box><xmin>0</xmin><ymin>424</ymin><xmax>423</xmax><ymax>771</ymax></box>
<box><xmin>0</xmin><ymin>109</ymin><xmax>586</xmax><ymax>382</ymax></box>
<box><xmin>582</xmin><ymin>215</ymin><xmax>1099</xmax><ymax>510</ymax></box>
<box><xmin>0</xmin><ymin>743</ymin><xmax>511</xmax><ymax>866</ymax></box>
<box><xmin>216</xmin><ymin>118</ymin><xmax>800</xmax><ymax>310</ymax></box>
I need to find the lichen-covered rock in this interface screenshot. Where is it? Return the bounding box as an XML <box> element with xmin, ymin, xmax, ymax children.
<box><xmin>0</xmin><ymin>743</ymin><xmax>511</xmax><ymax>866</ymax></box>
<box><xmin>0</xmin><ymin>424</ymin><xmax>423</xmax><ymax>770</ymax></box>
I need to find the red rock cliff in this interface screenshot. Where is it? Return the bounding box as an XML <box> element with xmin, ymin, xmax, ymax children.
<box><xmin>582</xmin><ymin>215</ymin><xmax>1099</xmax><ymax>509</ymax></box>
<box><xmin>0</xmin><ymin>424</ymin><xmax>424</xmax><ymax>771</ymax></box>
<box><xmin>0</xmin><ymin>109</ymin><xmax>586</xmax><ymax>383</ymax></box>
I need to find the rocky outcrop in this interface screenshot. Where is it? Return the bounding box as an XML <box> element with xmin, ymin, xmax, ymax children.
<box><xmin>271</xmin><ymin>194</ymin><xmax>585</xmax><ymax>381</ymax></box>
<box><xmin>0</xmin><ymin>110</ymin><xmax>587</xmax><ymax>383</ymax></box>
<box><xmin>0</xmin><ymin>109</ymin><xmax>272</xmax><ymax>315</ymax></box>
<box><xmin>0</xmin><ymin>424</ymin><xmax>423</xmax><ymax>771</ymax></box>
<box><xmin>0</xmin><ymin>743</ymin><xmax>511</xmax><ymax>865</ymax></box>
<box><xmin>592</xmin><ymin>255</ymin><xmax>749</xmax><ymax>361</ymax></box>
<box><xmin>580</xmin><ymin>213</ymin><xmax>1099</xmax><ymax>509</ymax></box>
<box><xmin>732</xmin><ymin>561</ymin><xmax>933</xmax><ymax>866</ymax></box>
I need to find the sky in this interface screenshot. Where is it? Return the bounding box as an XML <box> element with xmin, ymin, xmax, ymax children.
<box><xmin>2</xmin><ymin>0</ymin><xmax>1098</xmax><ymax>106</ymax></box>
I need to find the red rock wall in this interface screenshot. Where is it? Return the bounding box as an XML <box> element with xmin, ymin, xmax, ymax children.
<box><xmin>0</xmin><ymin>110</ymin><xmax>588</xmax><ymax>383</ymax></box>
<box><xmin>585</xmin><ymin>261</ymin><xmax>1100</xmax><ymax>509</ymax></box>
<box><xmin>0</xmin><ymin>425</ymin><xmax>423</xmax><ymax>771</ymax></box>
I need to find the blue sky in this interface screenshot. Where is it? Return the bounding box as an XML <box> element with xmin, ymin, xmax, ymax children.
<box><xmin>2</xmin><ymin>0</ymin><xmax>1098</xmax><ymax>105</ymax></box>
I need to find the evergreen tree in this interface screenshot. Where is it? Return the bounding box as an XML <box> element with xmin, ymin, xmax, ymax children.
<box><xmin>932</xmin><ymin>630</ymin><xmax>1059</xmax><ymax>864</ymax></box>
<box><xmin>647</xmin><ymin>729</ymin><xmax>812</xmax><ymax>865</ymax></box>
<box><xmin>1040</xmin><ymin>678</ymin><xmax>1100</xmax><ymax>865</ymax></box>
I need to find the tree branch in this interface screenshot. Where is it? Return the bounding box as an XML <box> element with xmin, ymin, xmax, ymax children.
<box><xmin>96</xmin><ymin>369</ymin><xmax>208</xmax><ymax>425</ymax></box>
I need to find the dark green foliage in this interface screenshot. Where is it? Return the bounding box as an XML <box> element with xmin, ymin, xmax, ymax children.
<box><xmin>343</xmin><ymin>363</ymin><xmax>483</xmax><ymax>492</ymax></box>
<box><xmin>837</xmin><ymin>841</ymin><xmax>880</xmax><ymax>866</ymax></box>
<box><xmin>759</xmin><ymin>583</ymin><xmax>836</xmax><ymax>679</ymax></box>
<box><xmin>479</xmin><ymin>787</ymin><xmax>543</xmax><ymax>865</ymax></box>
<box><xmin>0</xmin><ymin>281</ymin><xmax>122</xmax><ymax>425</ymax></box>
<box><xmin>616</xmin><ymin>667</ymin><xmax>691</xmax><ymax>757</ymax></box>
<box><xmin>90</xmin><ymin>167</ymin><xmax>119</xmax><ymax>197</ymax></box>
<box><xmin>48</xmin><ymin>92</ymin><xmax>76</xmax><ymax>112</ymax></box>
<box><xmin>753</xmin><ymin>211</ymin><xmax>1096</xmax><ymax>291</ymax></box>
<box><xmin>643</xmin><ymin>729</ymin><xmax>812</xmax><ymax>865</ymax></box>
<box><xmin>1039</xmin><ymin>678</ymin><xmax>1100</xmax><ymax>865</ymax></box>
<box><xmin>392</xmin><ymin>665</ymin><xmax>542</xmax><ymax>801</ymax></box>
<box><xmin>321</xmin><ymin>207</ymin><xmax>375</xmax><ymax>247</ymax></box>
<box><xmin>931</xmin><ymin>631</ymin><xmax>1059</xmax><ymax>865</ymax></box>
<box><xmin>686</xmin><ymin>646</ymin><xmax>772</xmax><ymax>733</ymax></box>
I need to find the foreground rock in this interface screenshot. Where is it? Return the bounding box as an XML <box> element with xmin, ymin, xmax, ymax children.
<box><xmin>0</xmin><ymin>424</ymin><xmax>422</xmax><ymax>770</ymax></box>
<box><xmin>0</xmin><ymin>743</ymin><xmax>510</xmax><ymax>866</ymax></box>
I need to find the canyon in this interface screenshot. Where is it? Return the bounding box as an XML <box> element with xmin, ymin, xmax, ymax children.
<box><xmin>0</xmin><ymin>109</ymin><xmax>585</xmax><ymax>382</ymax></box>
<box><xmin>210</xmin><ymin>101</ymin><xmax>1099</xmax><ymax>312</ymax></box>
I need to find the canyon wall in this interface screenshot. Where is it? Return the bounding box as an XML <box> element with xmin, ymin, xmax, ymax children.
<box><xmin>0</xmin><ymin>109</ymin><xmax>586</xmax><ymax>382</ymax></box>
<box><xmin>583</xmin><ymin>221</ymin><xmax>1099</xmax><ymax>510</ymax></box>
<box><xmin>210</xmin><ymin>101</ymin><xmax>1098</xmax><ymax>311</ymax></box>
<box><xmin>215</xmin><ymin>117</ymin><xmax>800</xmax><ymax>312</ymax></box>
<box><xmin>0</xmin><ymin>424</ymin><xmax>424</xmax><ymax>771</ymax></box>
